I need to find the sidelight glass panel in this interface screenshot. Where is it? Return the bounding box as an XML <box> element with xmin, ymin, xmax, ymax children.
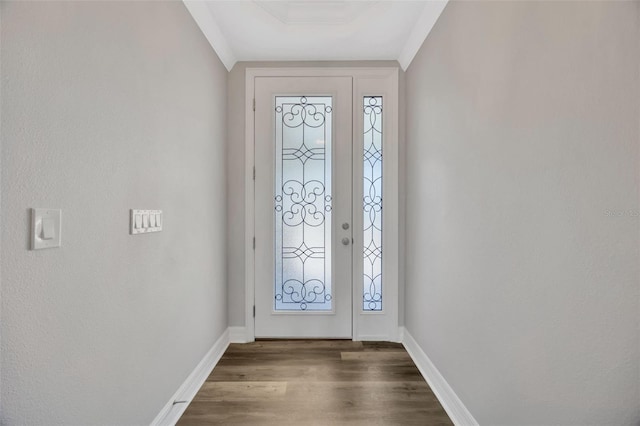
<box><xmin>274</xmin><ymin>96</ymin><xmax>333</xmax><ymax>311</ymax></box>
<box><xmin>363</xmin><ymin>96</ymin><xmax>383</xmax><ymax>311</ymax></box>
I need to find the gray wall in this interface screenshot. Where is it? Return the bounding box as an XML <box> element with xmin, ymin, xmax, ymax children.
<box><xmin>405</xmin><ymin>1</ymin><xmax>639</xmax><ymax>425</ymax></box>
<box><xmin>1</xmin><ymin>2</ymin><xmax>227</xmax><ymax>424</ymax></box>
<box><xmin>227</xmin><ymin>61</ymin><xmax>404</xmax><ymax>327</ymax></box>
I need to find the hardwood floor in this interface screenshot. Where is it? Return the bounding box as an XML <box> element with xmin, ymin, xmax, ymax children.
<box><xmin>177</xmin><ymin>340</ymin><xmax>453</xmax><ymax>426</ymax></box>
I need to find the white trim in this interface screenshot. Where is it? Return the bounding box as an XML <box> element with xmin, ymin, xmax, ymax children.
<box><xmin>397</xmin><ymin>0</ymin><xmax>449</xmax><ymax>71</ymax></box>
<box><xmin>244</xmin><ymin>70</ymin><xmax>256</xmax><ymax>342</ymax></box>
<box><xmin>150</xmin><ymin>329</ymin><xmax>230</xmax><ymax>426</ymax></box>
<box><xmin>402</xmin><ymin>329</ymin><xmax>479</xmax><ymax>426</ymax></box>
<box><xmin>182</xmin><ymin>0</ymin><xmax>237</xmax><ymax>71</ymax></box>
<box><xmin>228</xmin><ymin>326</ymin><xmax>249</xmax><ymax>343</ymax></box>
<box><xmin>246</xmin><ymin>67</ymin><xmax>400</xmax><ymax>79</ymax></box>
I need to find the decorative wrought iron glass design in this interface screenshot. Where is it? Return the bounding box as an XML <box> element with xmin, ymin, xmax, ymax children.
<box><xmin>274</xmin><ymin>96</ymin><xmax>333</xmax><ymax>311</ymax></box>
<box><xmin>363</xmin><ymin>96</ymin><xmax>383</xmax><ymax>311</ymax></box>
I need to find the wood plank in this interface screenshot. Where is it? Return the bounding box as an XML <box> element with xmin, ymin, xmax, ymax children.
<box><xmin>207</xmin><ymin>363</ymin><xmax>424</xmax><ymax>382</ymax></box>
<box><xmin>361</xmin><ymin>341</ymin><xmax>405</xmax><ymax>350</ymax></box>
<box><xmin>179</xmin><ymin>400</ymin><xmax>452</xmax><ymax>426</ymax></box>
<box><xmin>192</xmin><ymin>381</ymin><xmax>287</xmax><ymax>402</ymax></box>
<box><xmin>340</xmin><ymin>351</ymin><xmax>412</xmax><ymax>361</ymax></box>
<box><xmin>225</xmin><ymin>340</ymin><xmax>364</xmax><ymax>352</ymax></box>
<box><xmin>284</xmin><ymin>381</ymin><xmax>442</xmax><ymax>403</ymax></box>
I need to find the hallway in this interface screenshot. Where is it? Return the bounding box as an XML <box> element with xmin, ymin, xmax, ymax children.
<box><xmin>178</xmin><ymin>340</ymin><xmax>452</xmax><ymax>425</ymax></box>
<box><xmin>2</xmin><ymin>1</ymin><xmax>639</xmax><ymax>424</ymax></box>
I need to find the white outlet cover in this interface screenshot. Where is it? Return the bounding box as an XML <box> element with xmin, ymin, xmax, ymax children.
<box><xmin>31</xmin><ymin>208</ymin><xmax>62</xmax><ymax>250</ymax></box>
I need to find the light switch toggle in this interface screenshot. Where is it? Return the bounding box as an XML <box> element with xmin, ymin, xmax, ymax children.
<box><xmin>41</xmin><ymin>218</ymin><xmax>55</xmax><ymax>240</ymax></box>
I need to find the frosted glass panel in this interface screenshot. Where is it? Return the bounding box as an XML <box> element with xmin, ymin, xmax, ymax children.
<box><xmin>274</xmin><ymin>96</ymin><xmax>333</xmax><ymax>311</ymax></box>
<box><xmin>363</xmin><ymin>96</ymin><xmax>382</xmax><ymax>311</ymax></box>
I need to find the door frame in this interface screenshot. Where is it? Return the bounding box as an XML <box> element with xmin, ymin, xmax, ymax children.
<box><xmin>245</xmin><ymin>67</ymin><xmax>399</xmax><ymax>342</ymax></box>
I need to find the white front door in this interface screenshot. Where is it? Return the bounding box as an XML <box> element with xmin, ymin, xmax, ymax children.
<box><xmin>254</xmin><ymin>76</ymin><xmax>353</xmax><ymax>338</ymax></box>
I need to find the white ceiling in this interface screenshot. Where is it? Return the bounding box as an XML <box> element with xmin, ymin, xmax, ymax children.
<box><xmin>183</xmin><ymin>0</ymin><xmax>448</xmax><ymax>71</ymax></box>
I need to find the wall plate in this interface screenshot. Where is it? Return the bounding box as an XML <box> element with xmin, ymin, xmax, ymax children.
<box><xmin>31</xmin><ymin>208</ymin><xmax>62</xmax><ymax>250</ymax></box>
<box><xmin>130</xmin><ymin>209</ymin><xmax>162</xmax><ymax>235</ymax></box>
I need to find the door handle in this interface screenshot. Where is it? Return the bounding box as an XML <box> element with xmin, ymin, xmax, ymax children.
<box><xmin>342</xmin><ymin>223</ymin><xmax>350</xmax><ymax>230</ymax></box>
<box><xmin>341</xmin><ymin>237</ymin><xmax>350</xmax><ymax>246</ymax></box>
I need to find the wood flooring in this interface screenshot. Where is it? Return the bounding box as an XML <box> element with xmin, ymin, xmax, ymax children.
<box><xmin>177</xmin><ymin>340</ymin><xmax>453</xmax><ymax>426</ymax></box>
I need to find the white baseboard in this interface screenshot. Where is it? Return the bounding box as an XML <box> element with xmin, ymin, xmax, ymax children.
<box><xmin>228</xmin><ymin>326</ymin><xmax>248</xmax><ymax>343</ymax></box>
<box><xmin>402</xmin><ymin>328</ymin><xmax>479</xmax><ymax>426</ymax></box>
<box><xmin>150</xmin><ymin>328</ymin><xmax>230</xmax><ymax>426</ymax></box>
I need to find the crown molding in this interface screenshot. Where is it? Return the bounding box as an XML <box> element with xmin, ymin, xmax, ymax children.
<box><xmin>183</xmin><ymin>0</ymin><xmax>446</xmax><ymax>72</ymax></box>
<box><xmin>398</xmin><ymin>0</ymin><xmax>448</xmax><ymax>71</ymax></box>
<box><xmin>183</xmin><ymin>0</ymin><xmax>237</xmax><ymax>71</ymax></box>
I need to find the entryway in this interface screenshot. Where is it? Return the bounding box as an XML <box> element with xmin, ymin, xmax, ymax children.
<box><xmin>246</xmin><ymin>68</ymin><xmax>400</xmax><ymax>341</ymax></box>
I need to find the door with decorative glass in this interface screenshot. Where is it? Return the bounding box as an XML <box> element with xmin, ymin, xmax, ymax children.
<box><xmin>253</xmin><ymin>73</ymin><xmax>393</xmax><ymax>340</ymax></box>
<box><xmin>254</xmin><ymin>77</ymin><xmax>352</xmax><ymax>338</ymax></box>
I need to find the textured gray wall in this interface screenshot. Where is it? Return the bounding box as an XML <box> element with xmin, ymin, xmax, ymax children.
<box><xmin>405</xmin><ymin>1</ymin><xmax>639</xmax><ymax>424</ymax></box>
<box><xmin>226</xmin><ymin>60</ymin><xmax>404</xmax><ymax>328</ymax></box>
<box><xmin>1</xmin><ymin>2</ymin><xmax>227</xmax><ymax>424</ymax></box>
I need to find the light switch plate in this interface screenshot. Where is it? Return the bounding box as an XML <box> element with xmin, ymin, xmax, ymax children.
<box><xmin>130</xmin><ymin>209</ymin><xmax>162</xmax><ymax>234</ymax></box>
<box><xmin>31</xmin><ymin>208</ymin><xmax>62</xmax><ymax>250</ymax></box>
